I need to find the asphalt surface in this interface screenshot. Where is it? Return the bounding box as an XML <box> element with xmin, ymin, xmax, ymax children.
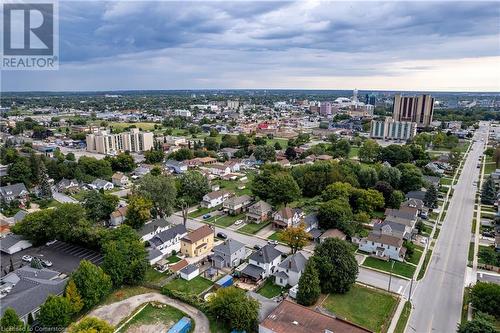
<box><xmin>406</xmin><ymin>123</ymin><xmax>488</xmax><ymax>333</ymax></box>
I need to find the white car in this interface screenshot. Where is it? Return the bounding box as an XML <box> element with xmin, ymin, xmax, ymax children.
<box><xmin>234</xmin><ymin>219</ymin><xmax>244</xmax><ymax>226</ymax></box>
<box><xmin>22</xmin><ymin>255</ymin><xmax>33</xmax><ymax>262</ymax></box>
<box><xmin>42</xmin><ymin>259</ymin><xmax>53</xmax><ymax>267</ymax></box>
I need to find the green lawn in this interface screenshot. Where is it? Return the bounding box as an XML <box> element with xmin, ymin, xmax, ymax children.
<box><xmin>213</xmin><ymin>213</ymin><xmax>245</xmax><ymax>228</ymax></box>
<box><xmin>394</xmin><ymin>301</ymin><xmax>412</xmax><ymax>333</ymax></box>
<box><xmin>166</xmin><ymin>255</ymin><xmax>182</xmax><ymax>264</ymax></box>
<box><xmin>268</xmin><ymin>231</ymin><xmax>282</xmax><ymax>241</ymax></box>
<box><xmin>407</xmin><ymin>249</ymin><xmax>423</xmax><ymax>265</ymax></box>
<box><xmin>417</xmin><ymin>250</ymin><xmax>433</xmax><ymax>280</ymax></box>
<box><xmin>323</xmin><ymin>284</ymin><xmax>398</xmax><ymax>333</ymax></box>
<box><xmin>71</xmin><ymin>191</ymin><xmax>87</xmax><ymax>202</ymax></box>
<box><xmin>257</xmin><ymin>279</ymin><xmax>285</xmax><ymax>299</ymax></box>
<box><xmin>484</xmin><ymin>162</ymin><xmax>497</xmax><ymax>175</ymax></box>
<box><xmin>215</xmin><ymin>177</ymin><xmax>254</xmax><ymax>196</ymax></box>
<box><xmin>440</xmin><ymin>178</ymin><xmax>453</xmax><ymax>186</ymax></box>
<box><xmin>433</xmin><ymin>227</ymin><xmax>441</xmax><ymax>239</ymax></box>
<box><xmin>371</xmin><ymin>210</ymin><xmax>385</xmax><ymax>218</ymax></box>
<box><xmin>108</xmin><ymin>121</ymin><xmax>159</xmax><ymax>131</ymax></box>
<box><xmin>238</xmin><ymin>221</ymin><xmax>271</xmax><ymax>235</ymax></box>
<box><xmin>349</xmin><ymin>147</ymin><xmax>360</xmax><ymax>158</ymax></box>
<box><xmin>117</xmin><ymin>303</ymin><xmax>186</xmax><ymax>333</ymax></box>
<box><xmin>163</xmin><ymin>276</ymin><xmax>213</xmax><ymax>295</ymax></box>
<box><xmin>188</xmin><ymin>206</ymin><xmax>218</xmax><ymax>218</ymax></box>
<box><xmin>266</xmin><ymin>137</ymin><xmax>289</xmax><ymax>148</ymax></box>
<box><xmin>362</xmin><ymin>257</ymin><xmax>416</xmax><ymax>279</ymax></box>
<box><xmin>144</xmin><ymin>267</ymin><xmax>171</xmax><ymax>284</ymax></box>
<box><xmin>468</xmin><ymin>242</ymin><xmax>475</xmax><ymax>262</ymax></box>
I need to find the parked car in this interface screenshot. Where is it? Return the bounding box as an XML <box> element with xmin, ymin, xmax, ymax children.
<box><xmin>22</xmin><ymin>255</ymin><xmax>33</xmax><ymax>262</ymax></box>
<box><xmin>41</xmin><ymin>259</ymin><xmax>53</xmax><ymax>267</ymax></box>
<box><xmin>234</xmin><ymin>219</ymin><xmax>244</xmax><ymax>226</ymax></box>
<box><xmin>203</xmin><ymin>214</ymin><xmax>212</xmax><ymax>220</ymax></box>
<box><xmin>268</xmin><ymin>240</ymin><xmax>278</xmax><ymax>245</ymax></box>
<box><xmin>253</xmin><ymin>244</ymin><xmax>262</xmax><ymax>250</ymax></box>
<box><xmin>482</xmin><ymin>231</ymin><xmax>495</xmax><ymax>238</ymax></box>
<box><xmin>217</xmin><ymin>232</ymin><xmax>227</xmax><ymax>239</ymax></box>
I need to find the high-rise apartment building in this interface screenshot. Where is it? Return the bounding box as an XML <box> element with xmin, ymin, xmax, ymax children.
<box><xmin>227</xmin><ymin>100</ymin><xmax>240</xmax><ymax>109</ymax></box>
<box><xmin>392</xmin><ymin>94</ymin><xmax>434</xmax><ymax>127</ymax></box>
<box><xmin>365</xmin><ymin>93</ymin><xmax>376</xmax><ymax>106</ymax></box>
<box><xmin>320</xmin><ymin>101</ymin><xmax>332</xmax><ymax>116</ymax></box>
<box><xmin>86</xmin><ymin>128</ymin><xmax>154</xmax><ymax>154</ymax></box>
<box><xmin>370</xmin><ymin>117</ymin><xmax>416</xmax><ymax>141</ymax></box>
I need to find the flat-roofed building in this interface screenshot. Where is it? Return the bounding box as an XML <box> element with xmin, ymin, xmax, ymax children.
<box><xmin>393</xmin><ymin>94</ymin><xmax>434</xmax><ymax>127</ymax></box>
<box><xmin>86</xmin><ymin>128</ymin><xmax>153</xmax><ymax>154</ymax></box>
<box><xmin>370</xmin><ymin>117</ymin><xmax>416</xmax><ymax>141</ymax></box>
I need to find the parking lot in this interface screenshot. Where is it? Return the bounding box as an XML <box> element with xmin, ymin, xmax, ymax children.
<box><xmin>0</xmin><ymin>240</ymin><xmax>103</xmax><ymax>277</ymax></box>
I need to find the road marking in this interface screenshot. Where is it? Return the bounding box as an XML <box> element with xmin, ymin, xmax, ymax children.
<box><xmin>397</xmin><ymin>286</ymin><xmax>402</xmax><ymax>294</ymax></box>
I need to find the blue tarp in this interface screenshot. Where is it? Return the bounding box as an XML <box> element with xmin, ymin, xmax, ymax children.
<box><xmin>216</xmin><ymin>274</ymin><xmax>233</xmax><ymax>288</ymax></box>
<box><xmin>167</xmin><ymin>317</ymin><xmax>191</xmax><ymax>333</ymax></box>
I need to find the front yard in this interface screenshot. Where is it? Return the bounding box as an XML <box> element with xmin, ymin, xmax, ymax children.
<box><xmin>323</xmin><ymin>284</ymin><xmax>398</xmax><ymax>333</ymax></box>
<box><xmin>212</xmin><ymin>213</ymin><xmax>245</xmax><ymax>228</ymax></box>
<box><xmin>267</xmin><ymin>231</ymin><xmax>282</xmax><ymax>241</ymax></box>
<box><xmin>188</xmin><ymin>206</ymin><xmax>218</xmax><ymax>218</ymax></box>
<box><xmin>163</xmin><ymin>276</ymin><xmax>213</xmax><ymax>295</ymax></box>
<box><xmin>362</xmin><ymin>257</ymin><xmax>416</xmax><ymax>279</ymax></box>
<box><xmin>256</xmin><ymin>279</ymin><xmax>285</xmax><ymax>299</ymax></box>
<box><xmin>238</xmin><ymin>221</ymin><xmax>271</xmax><ymax>235</ymax></box>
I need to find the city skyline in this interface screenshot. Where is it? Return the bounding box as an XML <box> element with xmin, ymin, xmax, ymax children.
<box><xmin>2</xmin><ymin>1</ymin><xmax>500</xmax><ymax>92</ymax></box>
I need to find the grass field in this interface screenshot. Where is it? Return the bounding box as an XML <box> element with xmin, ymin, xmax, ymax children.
<box><xmin>407</xmin><ymin>249</ymin><xmax>423</xmax><ymax>265</ymax></box>
<box><xmin>468</xmin><ymin>242</ymin><xmax>475</xmax><ymax>262</ymax></box>
<box><xmin>238</xmin><ymin>221</ymin><xmax>271</xmax><ymax>235</ymax></box>
<box><xmin>417</xmin><ymin>250</ymin><xmax>433</xmax><ymax>280</ymax></box>
<box><xmin>440</xmin><ymin>178</ymin><xmax>453</xmax><ymax>186</ymax></box>
<box><xmin>117</xmin><ymin>303</ymin><xmax>186</xmax><ymax>333</ymax></box>
<box><xmin>188</xmin><ymin>206</ymin><xmax>218</xmax><ymax>218</ymax></box>
<box><xmin>394</xmin><ymin>301</ymin><xmax>412</xmax><ymax>333</ymax></box>
<box><xmin>323</xmin><ymin>284</ymin><xmax>398</xmax><ymax>333</ymax></box>
<box><xmin>144</xmin><ymin>267</ymin><xmax>171</xmax><ymax>284</ymax></box>
<box><xmin>108</xmin><ymin>121</ymin><xmax>159</xmax><ymax>131</ymax></box>
<box><xmin>257</xmin><ymin>279</ymin><xmax>285</xmax><ymax>299</ymax></box>
<box><xmin>213</xmin><ymin>214</ymin><xmax>245</xmax><ymax>227</ymax></box>
<box><xmin>163</xmin><ymin>276</ymin><xmax>213</xmax><ymax>295</ymax></box>
<box><xmin>268</xmin><ymin>231</ymin><xmax>282</xmax><ymax>241</ymax></box>
<box><xmin>362</xmin><ymin>257</ymin><xmax>416</xmax><ymax>279</ymax></box>
<box><xmin>166</xmin><ymin>255</ymin><xmax>182</xmax><ymax>264</ymax></box>
<box><xmin>484</xmin><ymin>162</ymin><xmax>497</xmax><ymax>175</ymax></box>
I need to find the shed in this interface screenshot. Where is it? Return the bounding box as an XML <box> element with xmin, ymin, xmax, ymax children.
<box><xmin>179</xmin><ymin>264</ymin><xmax>199</xmax><ymax>281</ymax></box>
<box><xmin>167</xmin><ymin>317</ymin><xmax>192</xmax><ymax>333</ymax></box>
<box><xmin>215</xmin><ymin>275</ymin><xmax>233</xmax><ymax>288</ymax></box>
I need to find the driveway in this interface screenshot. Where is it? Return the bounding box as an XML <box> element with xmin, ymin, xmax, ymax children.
<box><xmin>53</xmin><ymin>191</ymin><xmax>78</xmax><ymax>204</ymax></box>
<box><xmin>87</xmin><ymin>292</ymin><xmax>210</xmax><ymax>333</ymax></box>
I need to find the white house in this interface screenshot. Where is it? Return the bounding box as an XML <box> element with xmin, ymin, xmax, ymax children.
<box><xmin>137</xmin><ymin>219</ymin><xmax>172</xmax><ymax>242</ymax></box>
<box><xmin>274</xmin><ymin>252</ymin><xmax>307</xmax><ymax>287</ymax></box>
<box><xmin>273</xmin><ymin>207</ymin><xmax>304</xmax><ymax>229</ymax></box>
<box><xmin>358</xmin><ymin>232</ymin><xmax>405</xmax><ymax>261</ymax></box>
<box><xmin>90</xmin><ymin>179</ymin><xmax>114</xmax><ymax>191</ymax></box>
<box><xmin>201</xmin><ymin>190</ymin><xmax>232</xmax><ymax>208</ymax></box>
<box><xmin>109</xmin><ymin>206</ymin><xmax>127</xmax><ymax>226</ymax></box>
<box><xmin>111</xmin><ymin>172</ymin><xmax>129</xmax><ymax>187</ymax></box>
<box><xmin>224</xmin><ymin>160</ymin><xmax>241</xmax><ymax>173</ymax></box>
<box><xmin>148</xmin><ymin>224</ymin><xmax>188</xmax><ymax>255</ymax></box>
<box><xmin>0</xmin><ymin>234</ymin><xmax>32</xmax><ymax>254</ymax></box>
<box><xmin>240</xmin><ymin>245</ymin><xmax>283</xmax><ymax>281</ymax></box>
<box><xmin>179</xmin><ymin>264</ymin><xmax>199</xmax><ymax>281</ymax></box>
<box><xmin>206</xmin><ymin>164</ymin><xmax>231</xmax><ymax>177</ymax></box>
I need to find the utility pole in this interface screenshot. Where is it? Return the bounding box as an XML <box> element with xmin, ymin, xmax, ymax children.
<box><xmin>388</xmin><ymin>260</ymin><xmax>395</xmax><ymax>292</ymax></box>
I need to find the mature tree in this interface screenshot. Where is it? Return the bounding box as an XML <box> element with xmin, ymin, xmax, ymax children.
<box><xmin>144</xmin><ymin>149</ymin><xmax>165</xmax><ymax>164</ymax></box>
<box><xmin>267</xmin><ymin>172</ymin><xmax>301</xmax><ymax>206</ymax></box>
<box><xmin>312</xmin><ymin>238</ymin><xmax>358</xmax><ymax>293</ymax></box>
<box><xmin>281</xmin><ymin>224</ymin><xmax>311</xmax><ymax>253</ymax></box>
<box><xmin>169</xmin><ymin>148</ymin><xmax>194</xmax><ymax>161</ymax></box>
<box><xmin>387</xmin><ymin>190</ymin><xmax>404</xmax><ymax>209</ymax></box>
<box><xmin>296</xmin><ymin>260</ymin><xmax>321</xmax><ymax>306</ymax></box>
<box><xmin>254</xmin><ymin>145</ymin><xmax>276</xmax><ymax>162</ymax></box>
<box><xmin>11</xmin><ymin>209</ymin><xmax>54</xmax><ymax>245</ymax></box>
<box><xmin>481</xmin><ymin>176</ymin><xmax>496</xmax><ymax>205</ymax></box>
<box><xmin>449</xmin><ymin>148</ymin><xmax>462</xmax><ymax>170</ymax></box>
<box><xmin>82</xmin><ymin>191</ymin><xmax>119</xmax><ymax>223</ymax></box>
<box><xmin>0</xmin><ymin>308</ymin><xmax>24</xmax><ymax>331</ymax></box>
<box><xmin>378</xmin><ymin>145</ymin><xmax>412</xmax><ymax>166</ymax></box>
<box><xmin>76</xmin><ymin>157</ymin><xmax>113</xmax><ymax>181</ymax></box>
<box><xmin>353</xmin><ymin>211</ymin><xmax>370</xmax><ymax>224</ymax></box>
<box><xmin>65</xmin><ymin>279</ymin><xmax>84</xmax><ymax>315</ymax></box>
<box><xmin>274</xmin><ymin>142</ymin><xmax>282</xmax><ymax>150</ymax></box>
<box><xmin>378</xmin><ymin>165</ymin><xmax>401</xmax><ymax>189</ymax></box>
<box><xmin>68</xmin><ymin>317</ymin><xmax>114</xmax><ymax>333</ymax></box>
<box><xmin>424</xmin><ymin>184</ymin><xmax>438</xmax><ymax>208</ymax></box>
<box><xmin>317</xmin><ymin>199</ymin><xmax>356</xmax><ymax>236</ymax></box>
<box><xmin>136</xmin><ymin>174</ymin><xmax>177</xmax><ymax>218</ymax></box>
<box><xmin>330</xmin><ymin>139</ymin><xmax>351</xmax><ymax>158</ymax></box>
<box><xmin>350</xmin><ymin>188</ymin><xmax>385</xmax><ymax>214</ymax></box>
<box><xmin>397</xmin><ymin>163</ymin><xmax>423</xmax><ymax>193</ymax></box>
<box><xmin>177</xmin><ymin>171</ymin><xmax>210</xmax><ymax>205</ymax></box>
<box><xmin>470</xmin><ymin>282</ymin><xmax>500</xmax><ymax>318</ymax></box>
<box><xmin>125</xmin><ymin>195</ymin><xmax>152</xmax><ymax>229</ymax></box>
<box><xmin>110</xmin><ymin>152</ymin><xmax>135</xmax><ymax>172</ymax></box>
<box><xmin>204</xmin><ymin>137</ymin><xmax>219</xmax><ymax>151</ymax></box>
<box><xmin>374</xmin><ymin>181</ymin><xmax>394</xmax><ymax>205</ymax></box>
<box><xmin>8</xmin><ymin>159</ymin><xmax>32</xmax><ymax>186</ymax></box>
<box><xmin>37</xmin><ymin>162</ymin><xmax>53</xmax><ymax>199</ymax></box>
<box><xmin>322</xmin><ymin>182</ymin><xmax>353</xmax><ymax>201</ymax></box>
<box><xmin>38</xmin><ymin>295</ymin><xmax>73</xmax><ymax>328</ymax></box>
<box><xmin>285</xmin><ymin>147</ymin><xmax>297</xmax><ymax>161</ymax></box>
<box><xmin>207</xmin><ymin>287</ymin><xmax>260</xmax><ymax>333</ymax></box>
<box><xmin>358</xmin><ymin>165</ymin><xmax>378</xmax><ymax>189</ymax></box>
<box><xmin>72</xmin><ymin>260</ymin><xmax>112</xmax><ymax>310</ymax></box>
<box><xmin>291</xmin><ymin>162</ymin><xmax>350</xmax><ymax>197</ymax></box>
<box><xmin>101</xmin><ymin>226</ymin><xmax>148</xmax><ymax>286</ymax></box>
<box><xmin>358</xmin><ymin>139</ymin><xmax>380</xmax><ymax>163</ymax></box>
<box><xmin>457</xmin><ymin>313</ymin><xmax>497</xmax><ymax>333</ymax></box>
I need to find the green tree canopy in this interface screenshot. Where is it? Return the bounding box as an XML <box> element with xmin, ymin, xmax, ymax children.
<box><xmin>72</xmin><ymin>260</ymin><xmax>112</xmax><ymax>310</ymax></box>
<box><xmin>136</xmin><ymin>174</ymin><xmax>177</xmax><ymax>218</ymax></box>
<box><xmin>38</xmin><ymin>295</ymin><xmax>73</xmax><ymax>329</ymax></box>
<box><xmin>68</xmin><ymin>317</ymin><xmax>114</xmax><ymax>333</ymax></box>
<box><xmin>396</xmin><ymin>163</ymin><xmax>423</xmax><ymax>193</ymax></box>
<box><xmin>82</xmin><ymin>191</ymin><xmax>119</xmax><ymax>223</ymax></box>
<box><xmin>177</xmin><ymin>171</ymin><xmax>211</xmax><ymax>205</ymax></box>
<box><xmin>470</xmin><ymin>282</ymin><xmax>500</xmax><ymax>318</ymax></box>
<box><xmin>296</xmin><ymin>260</ymin><xmax>321</xmax><ymax>306</ymax></box>
<box><xmin>317</xmin><ymin>199</ymin><xmax>356</xmax><ymax>236</ymax></box>
<box><xmin>125</xmin><ymin>195</ymin><xmax>153</xmax><ymax>229</ymax></box>
<box><xmin>0</xmin><ymin>308</ymin><xmax>24</xmax><ymax>331</ymax></box>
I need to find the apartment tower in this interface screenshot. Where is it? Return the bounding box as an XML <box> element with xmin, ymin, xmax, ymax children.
<box><xmin>392</xmin><ymin>94</ymin><xmax>434</xmax><ymax>127</ymax></box>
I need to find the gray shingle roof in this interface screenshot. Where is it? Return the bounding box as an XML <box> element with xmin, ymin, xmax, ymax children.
<box><xmin>213</xmin><ymin>238</ymin><xmax>245</xmax><ymax>256</ymax></box>
<box><xmin>180</xmin><ymin>264</ymin><xmax>198</xmax><ymax>275</ymax></box>
<box><xmin>0</xmin><ymin>234</ymin><xmax>32</xmax><ymax>252</ymax></box>
<box><xmin>0</xmin><ymin>183</ymin><xmax>28</xmax><ymax>198</ymax></box>
<box><xmin>137</xmin><ymin>219</ymin><xmax>171</xmax><ymax>237</ymax></box>
<box><xmin>149</xmin><ymin>224</ymin><xmax>187</xmax><ymax>247</ymax></box>
<box><xmin>278</xmin><ymin>252</ymin><xmax>307</xmax><ymax>273</ymax></box>
<box><xmin>241</xmin><ymin>263</ymin><xmax>264</xmax><ymax>279</ymax></box>
<box><xmin>249</xmin><ymin>244</ymin><xmax>282</xmax><ymax>264</ymax></box>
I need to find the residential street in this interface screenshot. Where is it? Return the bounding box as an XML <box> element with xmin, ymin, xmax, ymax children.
<box><xmin>53</xmin><ymin>191</ymin><xmax>78</xmax><ymax>203</ymax></box>
<box><xmin>406</xmin><ymin>123</ymin><xmax>488</xmax><ymax>333</ymax></box>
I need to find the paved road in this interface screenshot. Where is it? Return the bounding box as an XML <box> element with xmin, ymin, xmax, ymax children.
<box><xmin>166</xmin><ymin>212</ymin><xmax>411</xmax><ymax>295</ymax></box>
<box><xmin>407</xmin><ymin>123</ymin><xmax>488</xmax><ymax>333</ymax></box>
<box><xmin>53</xmin><ymin>191</ymin><xmax>78</xmax><ymax>203</ymax></box>
<box><xmin>88</xmin><ymin>292</ymin><xmax>210</xmax><ymax>333</ymax></box>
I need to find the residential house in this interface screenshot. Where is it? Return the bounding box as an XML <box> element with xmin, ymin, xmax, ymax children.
<box><xmin>180</xmin><ymin>225</ymin><xmax>214</xmax><ymax>257</ymax></box>
<box><xmin>132</xmin><ymin>165</ymin><xmax>152</xmax><ymax>178</ymax></box>
<box><xmin>179</xmin><ymin>264</ymin><xmax>200</xmax><ymax>281</ymax></box>
<box><xmin>201</xmin><ymin>190</ymin><xmax>232</xmax><ymax>208</ymax></box>
<box><xmin>220</xmin><ymin>147</ymin><xmax>238</xmax><ymax>159</ymax></box>
<box><xmin>0</xmin><ymin>234</ymin><xmax>32</xmax><ymax>254</ymax></box>
<box><xmin>165</xmin><ymin>159</ymin><xmax>188</xmax><ymax>174</ymax></box>
<box><xmin>273</xmin><ymin>207</ymin><xmax>304</xmax><ymax>229</ymax></box>
<box><xmin>211</xmin><ymin>238</ymin><xmax>246</xmax><ymax>269</ymax></box>
<box><xmin>239</xmin><ymin>244</ymin><xmax>282</xmax><ymax>282</ymax></box>
<box><xmin>384</xmin><ymin>208</ymin><xmax>418</xmax><ymax>235</ymax></box>
<box><xmin>259</xmin><ymin>300</ymin><xmax>371</xmax><ymax>333</ymax></box>
<box><xmin>274</xmin><ymin>252</ymin><xmax>307</xmax><ymax>287</ymax></box>
<box><xmin>0</xmin><ymin>183</ymin><xmax>29</xmax><ymax>203</ymax></box>
<box><xmin>246</xmin><ymin>200</ymin><xmax>273</xmax><ymax>223</ymax></box>
<box><xmin>55</xmin><ymin>179</ymin><xmax>79</xmax><ymax>193</ymax></box>
<box><xmin>303</xmin><ymin>213</ymin><xmax>319</xmax><ymax>232</ymax></box>
<box><xmin>12</xmin><ymin>210</ymin><xmax>28</xmax><ymax>223</ymax></box>
<box><xmin>224</xmin><ymin>160</ymin><xmax>241</xmax><ymax>173</ymax></box>
<box><xmin>358</xmin><ymin>231</ymin><xmax>405</xmax><ymax>261</ymax></box>
<box><xmin>0</xmin><ymin>266</ymin><xmax>67</xmax><ymax>324</ymax></box>
<box><xmin>319</xmin><ymin>229</ymin><xmax>347</xmax><ymax>242</ymax></box>
<box><xmin>206</xmin><ymin>164</ymin><xmax>231</xmax><ymax>177</ymax></box>
<box><xmin>423</xmin><ymin>175</ymin><xmax>440</xmax><ymax>188</ymax></box>
<box><xmin>137</xmin><ymin>218</ymin><xmax>172</xmax><ymax>241</ymax></box>
<box><xmin>91</xmin><ymin>179</ymin><xmax>114</xmax><ymax>191</ymax></box>
<box><xmin>111</xmin><ymin>172</ymin><xmax>129</xmax><ymax>187</ymax></box>
<box><xmin>109</xmin><ymin>206</ymin><xmax>127</xmax><ymax>226</ymax></box>
<box><xmin>425</xmin><ymin>162</ymin><xmax>445</xmax><ymax>175</ymax></box>
<box><xmin>405</xmin><ymin>190</ymin><xmax>427</xmax><ymax>202</ymax></box>
<box><xmin>372</xmin><ymin>220</ymin><xmax>408</xmax><ymax>239</ymax></box>
<box><xmin>223</xmin><ymin>195</ymin><xmax>253</xmax><ymax>215</ymax></box>
<box><xmin>147</xmin><ymin>247</ymin><xmax>164</xmax><ymax>265</ymax></box>
<box><xmin>148</xmin><ymin>224</ymin><xmax>188</xmax><ymax>255</ymax></box>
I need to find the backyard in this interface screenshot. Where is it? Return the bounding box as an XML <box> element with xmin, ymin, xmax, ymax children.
<box><xmin>256</xmin><ymin>279</ymin><xmax>285</xmax><ymax>299</ymax></box>
<box><xmin>117</xmin><ymin>302</ymin><xmax>187</xmax><ymax>333</ymax></box>
<box><xmin>163</xmin><ymin>276</ymin><xmax>213</xmax><ymax>295</ymax></box>
<box><xmin>323</xmin><ymin>284</ymin><xmax>398</xmax><ymax>333</ymax></box>
<box><xmin>362</xmin><ymin>257</ymin><xmax>416</xmax><ymax>279</ymax></box>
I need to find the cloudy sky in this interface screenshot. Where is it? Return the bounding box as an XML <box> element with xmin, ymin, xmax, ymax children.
<box><xmin>2</xmin><ymin>1</ymin><xmax>500</xmax><ymax>92</ymax></box>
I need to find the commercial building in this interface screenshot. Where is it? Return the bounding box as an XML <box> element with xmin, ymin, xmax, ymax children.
<box><xmin>392</xmin><ymin>94</ymin><xmax>434</xmax><ymax>127</ymax></box>
<box><xmin>370</xmin><ymin>117</ymin><xmax>416</xmax><ymax>141</ymax></box>
<box><xmin>86</xmin><ymin>128</ymin><xmax>153</xmax><ymax>154</ymax></box>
